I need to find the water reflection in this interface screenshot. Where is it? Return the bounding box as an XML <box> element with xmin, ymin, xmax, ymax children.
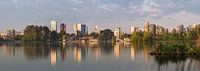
<box><xmin>0</xmin><ymin>42</ymin><xmax>199</xmax><ymax>71</ymax></box>
<box><xmin>114</xmin><ymin>43</ymin><xmax>120</xmax><ymax>59</ymax></box>
<box><xmin>51</xmin><ymin>48</ymin><xmax>57</xmax><ymax>65</ymax></box>
<box><xmin>131</xmin><ymin>47</ymin><xmax>135</xmax><ymax>60</ymax></box>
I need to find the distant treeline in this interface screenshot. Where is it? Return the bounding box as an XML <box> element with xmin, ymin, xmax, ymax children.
<box><xmin>131</xmin><ymin>25</ymin><xmax>200</xmax><ymax>43</ymax></box>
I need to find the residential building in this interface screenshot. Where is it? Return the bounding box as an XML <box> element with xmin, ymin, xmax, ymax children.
<box><xmin>176</xmin><ymin>24</ymin><xmax>185</xmax><ymax>34</ymax></box>
<box><xmin>144</xmin><ymin>21</ymin><xmax>156</xmax><ymax>34</ymax></box>
<box><xmin>73</xmin><ymin>24</ymin><xmax>88</xmax><ymax>36</ymax></box>
<box><xmin>0</xmin><ymin>29</ymin><xmax>22</xmax><ymax>40</ymax></box>
<box><xmin>156</xmin><ymin>25</ymin><xmax>166</xmax><ymax>35</ymax></box>
<box><xmin>51</xmin><ymin>20</ymin><xmax>57</xmax><ymax>32</ymax></box>
<box><xmin>149</xmin><ymin>24</ymin><xmax>156</xmax><ymax>34</ymax></box>
<box><xmin>144</xmin><ymin>21</ymin><xmax>150</xmax><ymax>32</ymax></box>
<box><xmin>114</xmin><ymin>28</ymin><xmax>121</xmax><ymax>40</ymax></box>
<box><xmin>131</xmin><ymin>26</ymin><xmax>141</xmax><ymax>33</ymax></box>
<box><xmin>60</xmin><ymin>23</ymin><xmax>66</xmax><ymax>33</ymax></box>
<box><xmin>93</xmin><ymin>25</ymin><xmax>100</xmax><ymax>34</ymax></box>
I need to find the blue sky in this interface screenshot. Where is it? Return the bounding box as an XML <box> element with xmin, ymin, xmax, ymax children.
<box><xmin>1</xmin><ymin>0</ymin><xmax>200</xmax><ymax>33</ymax></box>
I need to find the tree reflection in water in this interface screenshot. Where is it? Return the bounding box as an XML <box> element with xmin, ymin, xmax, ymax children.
<box><xmin>152</xmin><ymin>42</ymin><xmax>200</xmax><ymax>71</ymax></box>
<box><xmin>0</xmin><ymin>42</ymin><xmax>200</xmax><ymax>71</ymax></box>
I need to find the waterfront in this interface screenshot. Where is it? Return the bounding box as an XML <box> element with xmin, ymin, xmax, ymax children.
<box><xmin>0</xmin><ymin>42</ymin><xmax>199</xmax><ymax>71</ymax></box>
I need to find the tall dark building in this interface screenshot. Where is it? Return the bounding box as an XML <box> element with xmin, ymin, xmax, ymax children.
<box><xmin>60</xmin><ymin>23</ymin><xmax>66</xmax><ymax>33</ymax></box>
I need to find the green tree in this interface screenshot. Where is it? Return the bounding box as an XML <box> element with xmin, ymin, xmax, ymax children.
<box><xmin>143</xmin><ymin>31</ymin><xmax>152</xmax><ymax>42</ymax></box>
<box><xmin>41</xmin><ymin>26</ymin><xmax>50</xmax><ymax>41</ymax></box>
<box><xmin>98</xmin><ymin>29</ymin><xmax>114</xmax><ymax>42</ymax></box>
<box><xmin>89</xmin><ymin>32</ymin><xmax>99</xmax><ymax>39</ymax></box>
<box><xmin>23</xmin><ymin>25</ymin><xmax>50</xmax><ymax>42</ymax></box>
<box><xmin>50</xmin><ymin>31</ymin><xmax>59</xmax><ymax>42</ymax></box>
<box><xmin>171</xmin><ymin>29</ymin><xmax>176</xmax><ymax>40</ymax></box>
<box><xmin>131</xmin><ymin>31</ymin><xmax>143</xmax><ymax>43</ymax></box>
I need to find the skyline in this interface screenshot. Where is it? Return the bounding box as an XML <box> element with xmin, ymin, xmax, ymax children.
<box><xmin>1</xmin><ymin>0</ymin><xmax>200</xmax><ymax>33</ymax></box>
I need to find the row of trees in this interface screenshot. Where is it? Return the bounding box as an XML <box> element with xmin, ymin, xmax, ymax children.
<box><xmin>23</xmin><ymin>25</ymin><xmax>70</xmax><ymax>42</ymax></box>
<box><xmin>160</xmin><ymin>26</ymin><xmax>200</xmax><ymax>42</ymax></box>
<box><xmin>131</xmin><ymin>31</ymin><xmax>153</xmax><ymax>43</ymax></box>
<box><xmin>131</xmin><ymin>24</ymin><xmax>200</xmax><ymax>43</ymax></box>
<box><xmin>186</xmin><ymin>25</ymin><xmax>200</xmax><ymax>41</ymax></box>
<box><xmin>23</xmin><ymin>25</ymin><xmax>51</xmax><ymax>42</ymax></box>
<box><xmin>0</xmin><ymin>25</ymin><xmax>115</xmax><ymax>42</ymax></box>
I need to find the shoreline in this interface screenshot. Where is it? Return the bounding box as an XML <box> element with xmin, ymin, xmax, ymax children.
<box><xmin>149</xmin><ymin>52</ymin><xmax>200</xmax><ymax>56</ymax></box>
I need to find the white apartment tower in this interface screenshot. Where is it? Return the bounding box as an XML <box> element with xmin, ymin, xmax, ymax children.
<box><xmin>51</xmin><ymin>20</ymin><xmax>57</xmax><ymax>32</ymax></box>
<box><xmin>114</xmin><ymin>27</ymin><xmax>121</xmax><ymax>40</ymax></box>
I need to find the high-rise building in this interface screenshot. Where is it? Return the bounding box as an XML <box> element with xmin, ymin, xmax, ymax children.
<box><xmin>155</xmin><ymin>25</ymin><xmax>168</xmax><ymax>35</ymax></box>
<box><xmin>149</xmin><ymin>24</ymin><xmax>156</xmax><ymax>34</ymax></box>
<box><xmin>81</xmin><ymin>24</ymin><xmax>88</xmax><ymax>35</ymax></box>
<box><xmin>114</xmin><ymin>28</ymin><xmax>121</xmax><ymax>40</ymax></box>
<box><xmin>144</xmin><ymin>21</ymin><xmax>150</xmax><ymax>32</ymax></box>
<box><xmin>73</xmin><ymin>24</ymin><xmax>88</xmax><ymax>36</ymax></box>
<box><xmin>74</xmin><ymin>24</ymin><xmax>82</xmax><ymax>36</ymax></box>
<box><xmin>176</xmin><ymin>24</ymin><xmax>185</xmax><ymax>34</ymax></box>
<box><xmin>51</xmin><ymin>20</ymin><xmax>57</xmax><ymax>32</ymax></box>
<box><xmin>60</xmin><ymin>23</ymin><xmax>66</xmax><ymax>33</ymax></box>
<box><xmin>131</xmin><ymin>26</ymin><xmax>135</xmax><ymax>33</ymax></box>
<box><xmin>93</xmin><ymin>25</ymin><xmax>100</xmax><ymax>34</ymax></box>
<box><xmin>156</xmin><ymin>26</ymin><xmax>166</xmax><ymax>35</ymax></box>
<box><xmin>144</xmin><ymin>21</ymin><xmax>156</xmax><ymax>34</ymax></box>
<box><xmin>131</xmin><ymin>26</ymin><xmax>141</xmax><ymax>33</ymax></box>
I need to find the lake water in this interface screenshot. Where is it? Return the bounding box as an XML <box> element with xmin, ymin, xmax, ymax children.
<box><xmin>0</xmin><ymin>42</ymin><xmax>199</xmax><ymax>71</ymax></box>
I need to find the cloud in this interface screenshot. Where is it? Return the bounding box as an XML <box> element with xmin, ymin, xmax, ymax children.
<box><xmin>127</xmin><ymin>0</ymin><xmax>162</xmax><ymax>17</ymax></box>
<box><xmin>1</xmin><ymin>0</ymin><xmax>200</xmax><ymax>33</ymax></box>
<box><xmin>156</xmin><ymin>10</ymin><xmax>200</xmax><ymax>28</ymax></box>
<box><xmin>71</xmin><ymin>0</ymin><xmax>83</xmax><ymax>4</ymax></box>
<box><xmin>163</xmin><ymin>10</ymin><xmax>200</xmax><ymax>20</ymax></box>
<box><xmin>98</xmin><ymin>4</ymin><xmax>120</xmax><ymax>12</ymax></box>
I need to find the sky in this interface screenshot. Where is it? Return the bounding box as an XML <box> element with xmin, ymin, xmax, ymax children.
<box><xmin>1</xmin><ymin>0</ymin><xmax>200</xmax><ymax>33</ymax></box>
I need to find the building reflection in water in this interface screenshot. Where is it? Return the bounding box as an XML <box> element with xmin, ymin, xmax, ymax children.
<box><xmin>130</xmin><ymin>47</ymin><xmax>135</xmax><ymax>60</ymax></box>
<box><xmin>143</xmin><ymin>44</ymin><xmax>153</xmax><ymax>62</ymax></box>
<box><xmin>0</xmin><ymin>44</ymin><xmax>16</xmax><ymax>57</ymax></box>
<box><xmin>73</xmin><ymin>44</ymin><xmax>87</xmax><ymax>63</ymax></box>
<box><xmin>2</xmin><ymin>43</ymin><xmax>200</xmax><ymax>71</ymax></box>
<box><xmin>114</xmin><ymin>43</ymin><xmax>120</xmax><ymax>59</ymax></box>
<box><xmin>95</xmin><ymin>47</ymin><xmax>101</xmax><ymax>59</ymax></box>
<box><xmin>89</xmin><ymin>43</ymin><xmax>101</xmax><ymax>60</ymax></box>
<box><xmin>73</xmin><ymin>47</ymin><xmax>82</xmax><ymax>63</ymax></box>
<box><xmin>60</xmin><ymin>47</ymin><xmax>67</xmax><ymax>61</ymax></box>
<box><xmin>51</xmin><ymin>48</ymin><xmax>57</xmax><ymax>66</ymax></box>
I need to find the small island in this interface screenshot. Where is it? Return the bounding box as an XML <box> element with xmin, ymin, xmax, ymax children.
<box><xmin>149</xmin><ymin>43</ymin><xmax>200</xmax><ymax>56</ymax></box>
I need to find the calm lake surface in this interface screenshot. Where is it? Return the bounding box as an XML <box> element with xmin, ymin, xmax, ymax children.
<box><xmin>0</xmin><ymin>42</ymin><xmax>199</xmax><ymax>71</ymax></box>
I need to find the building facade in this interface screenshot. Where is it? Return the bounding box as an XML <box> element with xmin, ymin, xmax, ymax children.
<box><xmin>114</xmin><ymin>28</ymin><xmax>121</xmax><ymax>40</ymax></box>
<box><xmin>60</xmin><ymin>23</ymin><xmax>66</xmax><ymax>33</ymax></box>
<box><xmin>149</xmin><ymin>24</ymin><xmax>156</xmax><ymax>34</ymax></box>
<box><xmin>0</xmin><ymin>29</ymin><xmax>22</xmax><ymax>40</ymax></box>
<box><xmin>156</xmin><ymin>25</ymin><xmax>167</xmax><ymax>35</ymax></box>
<box><xmin>131</xmin><ymin>26</ymin><xmax>141</xmax><ymax>33</ymax></box>
<box><xmin>93</xmin><ymin>25</ymin><xmax>100</xmax><ymax>34</ymax></box>
<box><xmin>51</xmin><ymin>20</ymin><xmax>57</xmax><ymax>32</ymax></box>
<box><xmin>176</xmin><ymin>24</ymin><xmax>185</xmax><ymax>34</ymax></box>
<box><xmin>73</xmin><ymin>24</ymin><xmax>88</xmax><ymax>36</ymax></box>
<box><xmin>144</xmin><ymin>21</ymin><xmax>150</xmax><ymax>32</ymax></box>
<box><xmin>144</xmin><ymin>21</ymin><xmax>156</xmax><ymax>34</ymax></box>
